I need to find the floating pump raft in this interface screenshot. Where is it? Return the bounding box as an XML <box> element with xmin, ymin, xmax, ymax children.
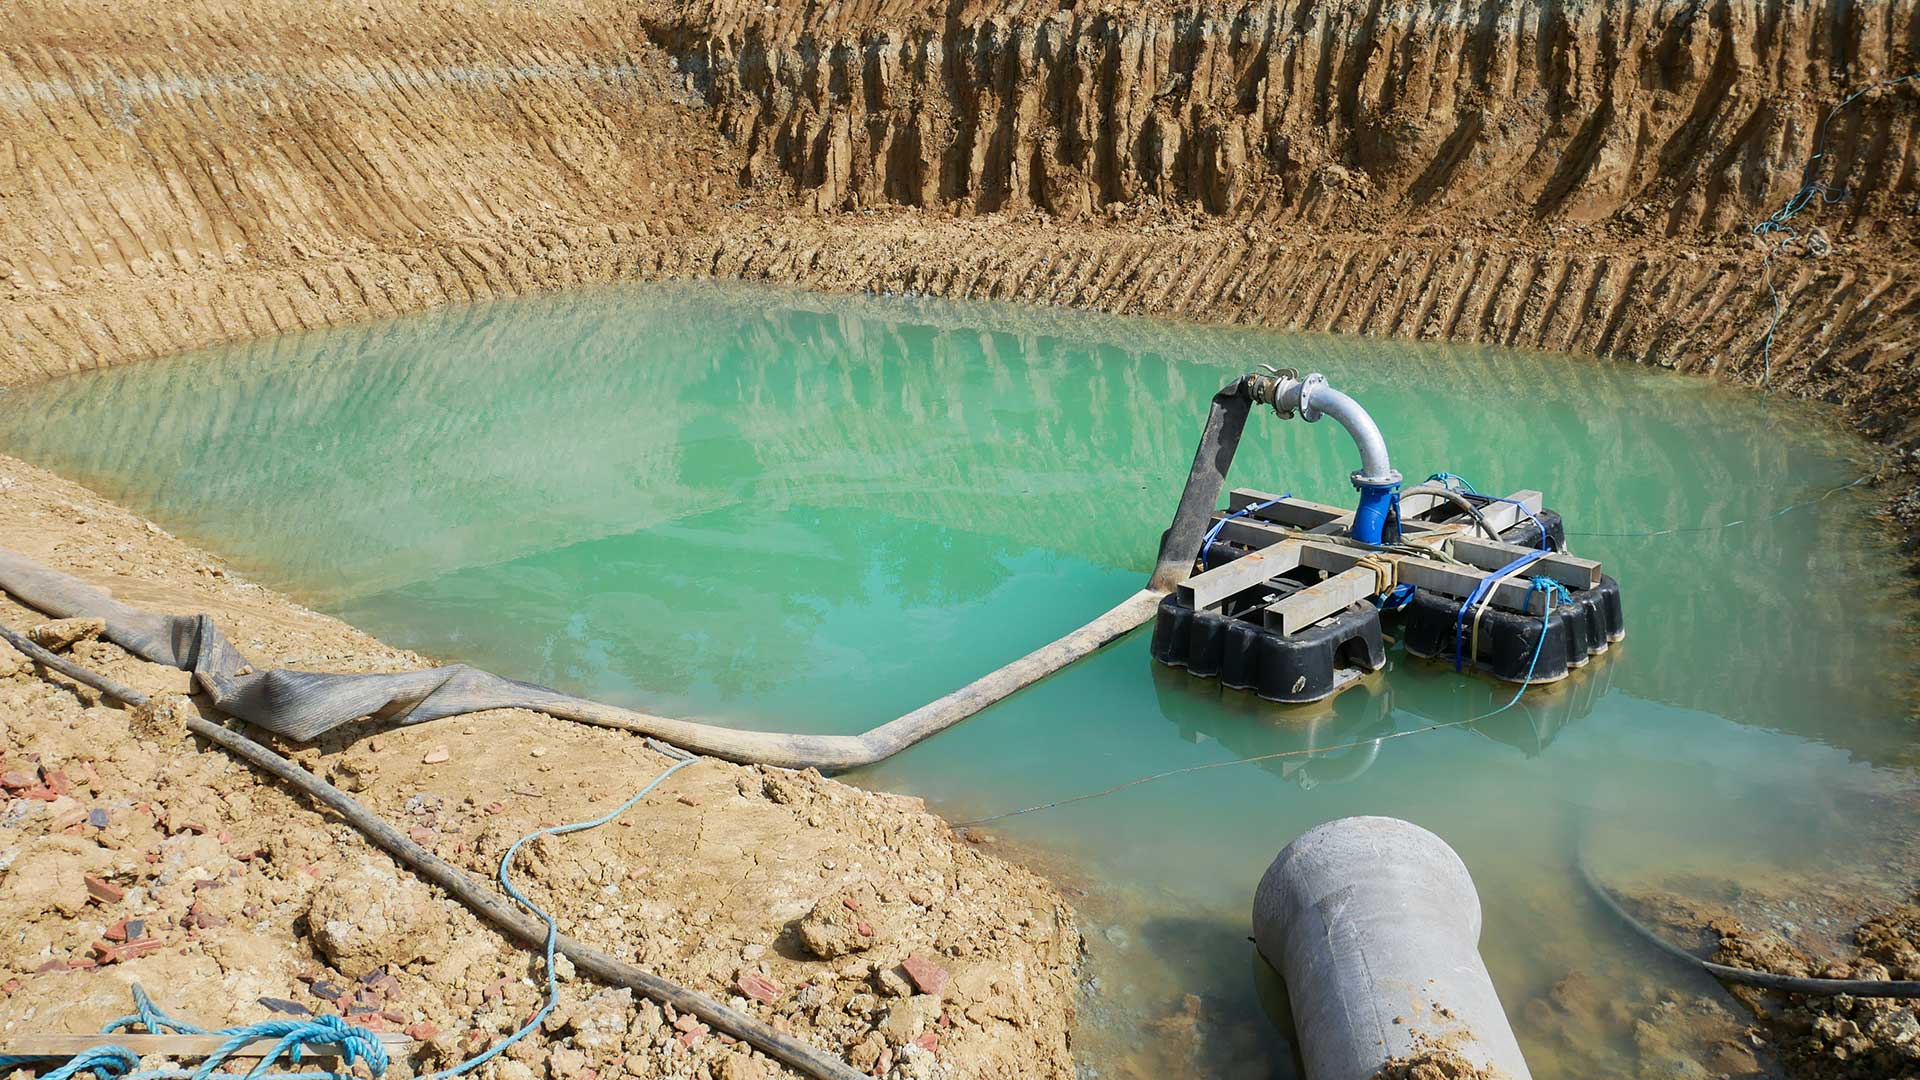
<box><xmin>1149</xmin><ymin>368</ymin><xmax>1624</xmax><ymax>703</ymax></box>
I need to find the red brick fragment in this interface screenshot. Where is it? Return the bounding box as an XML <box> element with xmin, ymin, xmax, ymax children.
<box><xmin>734</xmin><ymin>973</ymin><xmax>782</xmax><ymax>1004</ymax></box>
<box><xmin>34</xmin><ymin>960</ymin><xmax>68</xmax><ymax>974</ymax></box>
<box><xmin>0</xmin><ymin>771</ymin><xmax>37</xmax><ymax>791</ymax></box>
<box><xmin>841</xmin><ymin>895</ymin><xmax>861</xmax><ymax>912</ymax></box>
<box><xmin>912</xmin><ymin>1032</ymin><xmax>938</xmax><ymax>1053</ymax></box>
<box><xmin>67</xmin><ymin>958</ymin><xmax>97</xmax><ymax>970</ymax></box>
<box><xmin>43</xmin><ymin>770</ymin><xmax>70</xmax><ymax>796</ymax></box>
<box><xmin>105</xmin><ymin>919</ymin><xmax>130</xmax><ymax>943</ymax></box>
<box><xmin>403</xmin><ymin>1022</ymin><xmax>439</xmax><ymax>1042</ymax></box>
<box><xmin>676</xmin><ymin>794</ymin><xmax>702</xmax><ymax>807</ymax></box>
<box><xmin>1</xmin><ymin>978</ymin><xmax>21</xmax><ymax>996</ymax></box>
<box><xmin>856</xmin><ymin>920</ymin><xmax>873</xmax><ymax>937</ymax></box>
<box><xmin>672</xmin><ymin>1013</ymin><xmax>706</xmax><ymax>1034</ymax></box>
<box><xmin>84</xmin><ymin>875</ymin><xmax>124</xmax><ymax>904</ymax></box>
<box><xmin>901</xmin><ymin>954</ymin><xmax>949</xmax><ymax>996</ymax></box>
<box><xmin>93</xmin><ymin>938</ymin><xmax>165</xmax><ymax>964</ymax></box>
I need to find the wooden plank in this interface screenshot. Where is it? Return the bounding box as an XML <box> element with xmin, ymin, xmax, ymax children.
<box><xmin>1444</xmin><ymin>535</ymin><xmax>1600</xmax><ymax>589</ymax></box>
<box><xmin>1264</xmin><ymin>566</ymin><xmax>1383</xmax><ymax>635</ymax></box>
<box><xmin>2</xmin><ymin>1034</ymin><xmax>416</xmax><ymax>1059</ymax></box>
<box><xmin>1207</xmin><ymin>517</ymin><xmax>1553</xmax><ymax>615</ymax></box>
<box><xmin>1177</xmin><ymin>541</ymin><xmax>1304</xmax><ymax>610</ymax></box>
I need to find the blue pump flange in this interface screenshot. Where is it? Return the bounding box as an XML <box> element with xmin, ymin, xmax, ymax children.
<box><xmin>1351</xmin><ymin>479</ymin><xmax>1401</xmax><ymax>545</ymax></box>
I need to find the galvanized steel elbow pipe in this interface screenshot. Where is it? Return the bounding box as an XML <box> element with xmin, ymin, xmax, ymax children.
<box><xmin>1254</xmin><ymin>371</ymin><xmax>1402</xmax><ymax>544</ymax></box>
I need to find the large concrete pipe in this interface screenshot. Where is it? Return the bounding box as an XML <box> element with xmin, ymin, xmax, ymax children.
<box><xmin>1252</xmin><ymin>816</ymin><xmax>1531</xmax><ymax>1080</ymax></box>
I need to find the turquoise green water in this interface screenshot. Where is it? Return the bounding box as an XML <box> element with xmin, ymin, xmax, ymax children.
<box><xmin>2</xmin><ymin>282</ymin><xmax>1915</xmax><ymax>1077</ymax></box>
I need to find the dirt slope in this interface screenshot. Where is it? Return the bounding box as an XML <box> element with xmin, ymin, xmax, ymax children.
<box><xmin>2</xmin><ymin>0</ymin><xmax>1918</xmax><ymax>445</ymax></box>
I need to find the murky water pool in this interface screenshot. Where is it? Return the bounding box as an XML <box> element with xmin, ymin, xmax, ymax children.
<box><xmin>2</xmin><ymin>282</ymin><xmax>1914</xmax><ymax>1078</ymax></box>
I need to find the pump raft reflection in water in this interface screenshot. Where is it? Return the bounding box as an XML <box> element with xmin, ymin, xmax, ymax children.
<box><xmin>1149</xmin><ymin>369</ymin><xmax>1626</xmax><ymax>704</ymax></box>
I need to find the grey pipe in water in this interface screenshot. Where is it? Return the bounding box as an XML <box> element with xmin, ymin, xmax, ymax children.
<box><xmin>1252</xmin><ymin>816</ymin><xmax>1532</xmax><ymax>1080</ymax></box>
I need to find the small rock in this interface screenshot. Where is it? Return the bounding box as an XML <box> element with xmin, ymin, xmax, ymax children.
<box><xmin>530</xmin><ymin>747</ymin><xmax>546</xmax><ymax>758</ymax></box>
<box><xmin>874</xmin><ymin>964</ymin><xmax>912</xmax><ymax>999</ymax></box>
<box><xmin>421</xmin><ymin>747</ymin><xmax>451</xmax><ymax>765</ymax></box>
<box><xmin>676</xmin><ymin>793</ymin><xmax>701</xmax><ymax>807</ymax></box>
<box><xmin>548</xmin><ymin>1048</ymin><xmax>588</xmax><ymax>1077</ymax></box>
<box><xmin>796</xmin><ymin>883</ymin><xmax>887</xmax><ymax>958</ymax></box>
<box><xmin>901</xmin><ymin>955</ymin><xmax>949</xmax><ymax>996</ymax></box>
<box><xmin>734</xmin><ymin>973</ymin><xmax>782</xmax><ymax>1004</ymax></box>
<box><xmin>27</xmin><ymin>618</ymin><xmax>105</xmax><ymax>652</ymax></box>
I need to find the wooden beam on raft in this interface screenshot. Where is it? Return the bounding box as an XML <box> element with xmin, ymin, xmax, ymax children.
<box><xmin>1178</xmin><ymin>540</ymin><xmax>1304</xmax><ymax>610</ymax></box>
<box><xmin>1263</xmin><ymin>566</ymin><xmax>1385</xmax><ymax>635</ymax></box>
<box><xmin>0</xmin><ymin>1034</ymin><xmax>417</xmax><ymax>1059</ymax></box>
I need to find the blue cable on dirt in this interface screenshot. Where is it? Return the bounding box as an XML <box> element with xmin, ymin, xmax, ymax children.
<box><xmin>1750</xmin><ymin>71</ymin><xmax>1919</xmax><ymax>386</ymax></box>
<box><xmin>421</xmin><ymin>742</ymin><xmax>697</xmax><ymax>1080</ymax></box>
<box><xmin>0</xmin><ymin>746</ymin><xmax>697</xmax><ymax>1080</ymax></box>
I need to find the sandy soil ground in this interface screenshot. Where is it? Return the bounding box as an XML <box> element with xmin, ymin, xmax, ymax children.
<box><xmin>4</xmin><ymin>1</ymin><xmax>1920</xmax><ymax>1078</ymax></box>
<box><xmin>0</xmin><ymin>454</ymin><xmax>1080</xmax><ymax>1079</ymax></box>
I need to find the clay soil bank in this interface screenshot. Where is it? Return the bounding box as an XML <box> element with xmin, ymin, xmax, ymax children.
<box><xmin>2</xmin><ymin>0</ymin><xmax>1918</xmax><ymax>453</ymax></box>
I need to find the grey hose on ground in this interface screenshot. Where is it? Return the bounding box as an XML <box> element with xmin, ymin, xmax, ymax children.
<box><xmin>0</xmin><ymin>548</ymin><xmax>1159</xmax><ymax>771</ymax></box>
<box><xmin>0</xmin><ymin>620</ymin><xmax>869</xmax><ymax>1080</ymax></box>
<box><xmin>1577</xmin><ymin>854</ymin><xmax>1920</xmax><ymax>998</ymax></box>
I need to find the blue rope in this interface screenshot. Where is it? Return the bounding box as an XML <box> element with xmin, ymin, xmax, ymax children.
<box><xmin>1199</xmin><ymin>493</ymin><xmax>1289</xmax><ymax>570</ymax></box>
<box><xmin>421</xmin><ymin>742</ymin><xmax>697</xmax><ymax>1080</ymax></box>
<box><xmin>1425</xmin><ymin>471</ymin><xmax>1476</xmax><ymax>494</ymax></box>
<box><xmin>1474</xmin><ymin>577</ymin><xmax>1575</xmax><ymax>720</ymax></box>
<box><xmin>1449</xmin><ymin>549</ymin><xmax>1547</xmax><ymax>671</ymax></box>
<box><xmin>1750</xmin><ymin>72</ymin><xmax>1920</xmax><ymax>386</ymax></box>
<box><xmin>0</xmin><ymin>744</ymin><xmax>699</xmax><ymax>1080</ymax></box>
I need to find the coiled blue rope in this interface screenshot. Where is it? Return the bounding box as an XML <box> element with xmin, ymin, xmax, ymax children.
<box><xmin>1750</xmin><ymin>72</ymin><xmax>1919</xmax><ymax>386</ymax></box>
<box><xmin>0</xmin><ymin>743</ymin><xmax>698</xmax><ymax>1080</ymax></box>
<box><xmin>0</xmin><ymin>994</ymin><xmax>389</xmax><ymax>1080</ymax></box>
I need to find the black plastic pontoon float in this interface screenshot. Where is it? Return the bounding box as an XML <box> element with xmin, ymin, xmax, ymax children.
<box><xmin>1148</xmin><ymin>368</ymin><xmax>1625</xmax><ymax>703</ymax></box>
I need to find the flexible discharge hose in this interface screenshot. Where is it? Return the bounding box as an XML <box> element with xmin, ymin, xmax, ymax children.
<box><xmin>0</xmin><ymin>621</ymin><xmax>869</xmax><ymax>1080</ymax></box>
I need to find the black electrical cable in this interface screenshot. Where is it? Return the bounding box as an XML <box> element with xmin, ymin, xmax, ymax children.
<box><xmin>1578</xmin><ymin>853</ymin><xmax>1920</xmax><ymax>998</ymax></box>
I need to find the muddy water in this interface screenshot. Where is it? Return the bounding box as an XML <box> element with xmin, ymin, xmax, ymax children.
<box><xmin>2</xmin><ymin>282</ymin><xmax>1914</xmax><ymax>1078</ymax></box>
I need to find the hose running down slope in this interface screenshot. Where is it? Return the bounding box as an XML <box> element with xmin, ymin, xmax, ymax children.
<box><xmin>0</xmin><ymin>547</ymin><xmax>1159</xmax><ymax>771</ymax></box>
